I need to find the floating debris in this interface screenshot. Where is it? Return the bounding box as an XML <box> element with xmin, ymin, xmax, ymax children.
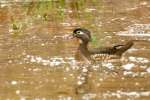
<box><xmin>117</xmin><ymin>24</ymin><xmax>150</xmax><ymax>37</ymax></box>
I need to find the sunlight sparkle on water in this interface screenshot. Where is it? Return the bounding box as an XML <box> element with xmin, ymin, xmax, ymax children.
<box><xmin>11</xmin><ymin>81</ymin><xmax>17</xmax><ymax>85</ymax></box>
<box><xmin>102</xmin><ymin>91</ymin><xmax>150</xmax><ymax>99</ymax></box>
<box><xmin>16</xmin><ymin>90</ymin><xmax>20</xmax><ymax>95</ymax></box>
<box><xmin>122</xmin><ymin>63</ymin><xmax>135</xmax><ymax>70</ymax></box>
<box><xmin>146</xmin><ymin>67</ymin><xmax>150</xmax><ymax>73</ymax></box>
<box><xmin>129</xmin><ymin>56</ymin><xmax>149</xmax><ymax>63</ymax></box>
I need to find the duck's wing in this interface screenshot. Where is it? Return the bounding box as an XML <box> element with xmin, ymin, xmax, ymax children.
<box><xmin>114</xmin><ymin>40</ymin><xmax>134</xmax><ymax>56</ymax></box>
<box><xmin>89</xmin><ymin>47</ymin><xmax>116</xmax><ymax>55</ymax></box>
<box><xmin>89</xmin><ymin>40</ymin><xmax>134</xmax><ymax>56</ymax></box>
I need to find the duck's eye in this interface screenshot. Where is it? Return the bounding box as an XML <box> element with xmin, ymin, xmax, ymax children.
<box><xmin>76</xmin><ymin>31</ymin><xmax>84</xmax><ymax>35</ymax></box>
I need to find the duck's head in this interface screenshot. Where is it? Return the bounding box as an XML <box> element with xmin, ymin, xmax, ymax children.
<box><xmin>72</xmin><ymin>28</ymin><xmax>91</xmax><ymax>43</ymax></box>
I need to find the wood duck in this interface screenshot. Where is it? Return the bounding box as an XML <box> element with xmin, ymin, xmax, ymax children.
<box><xmin>70</xmin><ymin>28</ymin><xmax>134</xmax><ymax>63</ymax></box>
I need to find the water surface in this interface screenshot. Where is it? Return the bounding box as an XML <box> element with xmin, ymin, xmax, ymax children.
<box><xmin>0</xmin><ymin>0</ymin><xmax>150</xmax><ymax>100</ymax></box>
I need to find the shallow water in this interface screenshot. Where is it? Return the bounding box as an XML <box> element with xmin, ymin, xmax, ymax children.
<box><xmin>0</xmin><ymin>0</ymin><xmax>150</xmax><ymax>100</ymax></box>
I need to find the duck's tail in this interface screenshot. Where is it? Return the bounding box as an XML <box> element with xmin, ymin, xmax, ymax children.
<box><xmin>116</xmin><ymin>40</ymin><xmax>134</xmax><ymax>56</ymax></box>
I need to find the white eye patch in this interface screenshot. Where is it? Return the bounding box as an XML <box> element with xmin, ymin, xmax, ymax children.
<box><xmin>76</xmin><ymin>31</ymin><xmax>84</xmax><ymax>35</ymax></box>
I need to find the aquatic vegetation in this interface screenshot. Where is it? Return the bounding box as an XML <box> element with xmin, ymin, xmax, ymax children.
<box><xmin>9</xmin><ymin>18</ymin><xmax>24</xmax><ymax>36</ymax></box>
<box><xmin>91</xmin><ymin>35</ymin><xmax>98</xmax><ymax>46</ymax></box>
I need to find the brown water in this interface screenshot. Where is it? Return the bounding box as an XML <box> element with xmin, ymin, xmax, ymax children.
<box><xmin>0</xmin><ymin>0</ymin><xmax>150</xmax><ymax>100</ymax></box>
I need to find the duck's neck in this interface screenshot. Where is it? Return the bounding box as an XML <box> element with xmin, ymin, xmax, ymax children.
<box><xmin>79</xmin><ymin>41</ymin><xmax>88</xmax><ymax>50</ymax></box>
<box><xmin>78</xmin><ymin>41</ymin><xmax>90</xmax><ymax>59</ymax></box>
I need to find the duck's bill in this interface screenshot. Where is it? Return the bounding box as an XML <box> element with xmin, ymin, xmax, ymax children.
<box><xmin>65</xmin><ymin>34</ymin><xmax>74</xmax><ymax>40</ymax></box>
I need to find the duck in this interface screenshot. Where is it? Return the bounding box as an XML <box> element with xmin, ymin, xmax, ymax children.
<box><xmin>70</xmin><ymin>28</ymin><xmax>134</xmax><ymax>63</ymax></box>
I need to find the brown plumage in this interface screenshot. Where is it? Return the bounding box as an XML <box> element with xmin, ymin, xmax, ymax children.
<box><xmin>71</xmin><ymin>28</ymin><xmax>134</xmax><ymax>62</ymax></box>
